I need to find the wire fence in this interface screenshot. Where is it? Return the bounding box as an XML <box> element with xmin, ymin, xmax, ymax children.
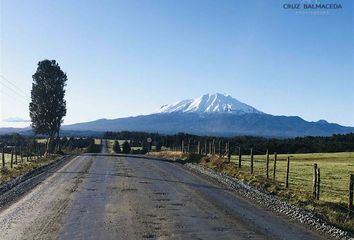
<box><xmin>0</xmin><ymin>144</ymin><xmax>46</xmax><ymax>170</ymax></box>
<box><xmin>163</xmin><ymin>140</ymin><xmax>354</xmax><ymax>218</ymax></box>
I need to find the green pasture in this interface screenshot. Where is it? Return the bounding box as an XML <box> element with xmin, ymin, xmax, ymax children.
<box><xmin>230</xmin><ymin>152</ymin><xmax>354</xmax><ymax>204</ymax></box>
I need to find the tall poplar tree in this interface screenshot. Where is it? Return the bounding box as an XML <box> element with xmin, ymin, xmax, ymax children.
<box><xmin>29</xmin><ymin>60</ymin><xmax>67</xmax><ymax>153</ymax></box>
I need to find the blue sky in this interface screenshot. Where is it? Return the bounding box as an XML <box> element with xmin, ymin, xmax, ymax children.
<box><xmin>0</xmin><ymin>0</ymin><xmax>353</xmax><ymax>127</ymax></box>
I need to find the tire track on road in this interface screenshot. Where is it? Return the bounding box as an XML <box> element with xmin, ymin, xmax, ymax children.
<box><xmin>0</xmin><ymin>156</ymin><xmax>94</xmax><ymax>240</ymax></box>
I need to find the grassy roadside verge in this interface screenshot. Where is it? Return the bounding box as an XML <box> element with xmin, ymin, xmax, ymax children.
<box><xmin>146</xmin><ymin>151</ymin><xmax>202</xmax><ymax>162</ymax></box>
<box><xmin>0</xmin><ymin>154</ymin><xmax>60</xmax><ymax>184</ymax></box>
<box><xmin>147</xmin><ymin>151</ymin><xmax>354</xmax><ymax>234</ymax></box>
<box><xmin>147</xmin><ymin>151</ymin><xmax>190</xmax><ymax>161</ymax></box>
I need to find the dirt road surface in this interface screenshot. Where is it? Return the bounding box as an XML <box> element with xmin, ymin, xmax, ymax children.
<box><xmin>0</xmin><ymin>153</ymin><xmax>327</xmax><ymax>239</ymax></box>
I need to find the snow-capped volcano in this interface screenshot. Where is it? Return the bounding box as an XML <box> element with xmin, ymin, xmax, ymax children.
<box><xmin>157</xmin><ymin>93</ymin><xmax>263</xmax><ymax>115</ymax></box>
<box><xmin>48</xmin><ymin>92</ymin><xmax>353</xmax><ymax>137</ymax></box>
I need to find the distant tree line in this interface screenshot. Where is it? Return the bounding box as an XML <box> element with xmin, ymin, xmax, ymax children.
<box><xmin>112</xmin><ymin>140</ymin><xmax>135</xmax><ymax>154</ymax></box>
<box><xmin>0</xmin><ymin>133</ymin><xmax>29</xmax><ymax>148</ymax></box>
<box><xmin>60</xmin><ymin>137</ymin><xmax>93</xmax><ymax>150</ymax></box>
<box><xmin>1</xmin><ymin>132</ymin><xmax>353</xmax><ymax>154</ymax></box>
<box><xmin>104</xmin><ymin>131</ymin><xmax>354</xmax><ymax>154</ymax></box>
<box><xmin>0</xmin><ymin>134</ymin><xmax>44</xmax><ymax>154</ymax></box>
<box><xmin>0</xmin><ymin>134</ymin><xmax>95</xmax><ymax>153</ymax></box>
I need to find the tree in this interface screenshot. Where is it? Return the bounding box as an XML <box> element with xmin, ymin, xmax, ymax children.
<box><xmin>29</xmin><ymin>60</ymin><xmax>67</xmax><ymax>154</ymax></box>
<box><xmin>86</xmin><ymin>139</ymin><xmax>101</xmax><ymax>153</ymax></box>
<box><xmin>156</xmin><ymin>141</ymin><xmax>162</xmax><ymax>151</ymax></box>
<box><xmin>122</xmin><ymin>140</ymin><xmax>131</xmax><ymax>154</ymax></box>
<box><xmin>113</xmin><ymin>139</ymin><xmax>121</xmax><ymax>153</ymax></box>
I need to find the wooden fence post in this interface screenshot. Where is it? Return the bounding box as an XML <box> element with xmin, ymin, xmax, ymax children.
<box><xmin>20</xmin><ymin>146</ymin><xmax>23</xmax><ymax>163</ymax></box>
<box><xmin>209</xmin><ymin>140</ymin><xmax>211</xmax><ymax>155</ymax></box>
<box><xmin>27</xmin><ymin>148</ymin><xmax>29</xmax><ymax>162</ymax></box>
<box><xmin>15</xmin><ymin>146</ymin><xmax>18</xmax><ymax>165</ymax></box>
<box><xmin>181</xmin><ymin>140</ymin><xmax>184</xmax><ymax>153</ymax></box>
<box><xmin>286</xmin><ymin>156</ymin><xmax>290</xmax><ymax>188</ymax></box>
<box><xmin>10</xmin><ymin>148</ymin><xmax>14</xmax><ymax>168</ymax></box>
<box><xmin>250</xmin><ymin>148</ymin><xmax>254</xmax><ymax>174</ymax></box>
<box><xmin>348</xmin><ymin>174</ymin><xmax>353</xmax><ymax>219</ymax></box>
<box><xmin>238</xmin><ymin>147</ymin><xmax>241</xmax><ymax>168</ymax></box>
<box><xmin>273</xmin><ymin>152</ymin><xmax>277</xmax><ymax>180</ymax></box>
<box><xmin>313</xmin><ymin>163</ymin><xmax>318</xmax><ymax>199</ymax></box>
<box><xmin>212</xmin><ymin>139</ymin><xmax>215</xmax><ymax>156</ymax></box>
<box><xmin>316</xmin><ymin>167</ymin><xmax>320</xmax><ymax>200</ymax></box>
<box><xmin>227</xmin><ymin>142</ymin><xmax>231</xmax><ymax>162</ymax></box>
<box><xmin>266</xmin><ymin>149</ymin><xmax>269</xmax><ymax>178</ymax></box>
<box><xmin>2</xmin><ymin>148</ymin><xmax>5</xmax><ymax>169</ymax></box>
<box><xmin>187</xmin><ymin>139</ymin><xmax>190</xmax><ymax>153</ymax></box>
<box><xmin>197</xmin><ymin>141</ymin><xmax>201</xmax><ymax>154</ymax></box>
<box><xmin>204</xmin><ymin>142</ymin><xmax>207</xmax><ymax>155</ymax></box>
<box><xmin>218</xmin><ymin>141</ymin><xmax>222</xmax><ymax>158</ymax></box>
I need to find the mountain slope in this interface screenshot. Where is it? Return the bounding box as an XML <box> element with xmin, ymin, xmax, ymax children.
<box><xmin>62</xmin><ymin>113</ymin><xmax>354</xmax><ymax>137</ymax></box>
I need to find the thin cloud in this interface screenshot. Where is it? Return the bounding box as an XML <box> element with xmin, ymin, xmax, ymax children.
<box><xmin>2</xmin><ymin>117</ymin><xmax>31</xmax><ymax>123</ymax></box>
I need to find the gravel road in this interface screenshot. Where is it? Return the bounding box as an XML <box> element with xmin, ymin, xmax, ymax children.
<box><xmin>0</xmin><ymin>154</ymin><xmax>328</xmax><ymax>240</ymax></box>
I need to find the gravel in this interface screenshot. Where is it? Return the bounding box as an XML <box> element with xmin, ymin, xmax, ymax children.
<box><xmin>185</xmin><ymin>163</ymin><xmax>354</xmax><ymax>240</ymax></box>
<box><xmin>0</xmin><ymin>155</ymin><xmax>74</xmax><ymax>208</ymax></box>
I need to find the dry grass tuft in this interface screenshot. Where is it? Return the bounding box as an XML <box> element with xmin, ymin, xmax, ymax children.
<box><xmin>146</xmin><ymin>151</ymin><xmax>190</xmax><ymax>161</ymax></box>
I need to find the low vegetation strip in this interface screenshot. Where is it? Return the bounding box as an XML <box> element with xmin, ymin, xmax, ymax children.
<box><xmin>146</xmin><ymin>151</ymin><xmax>203</xmax><ymax>163</ymax></box>
<box><xmin>0</xmin><ymin>153</ymin><xmax>61</xmax><ymax>184</ymax></box>
<box><xmin>148</xmin><ymin>151</ymin><xmax>354</xmax><ymax>236</ymax></box>
<box><xmin>146</xmin><ymin>151</ymin><xmax>190</xmax><ymax>161</ymax></box>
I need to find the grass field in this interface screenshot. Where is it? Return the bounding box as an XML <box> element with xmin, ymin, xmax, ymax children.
<box><xmin>35</xmin><ymin>138</ymin><xmax>47</xmax><ymax>144</ymax></box>
<box><xmin>1</xmin><ymin>153</ymin><xmax>25</xmax><ymax>166</ymax></box>
<box><xmin>198</xmin><ymin>152</ymin><xmax>354</xmax><ymax>232</ymax></box>
<box><xmin>229</xmin><ymin>152</ymin><xmax>354</xmax><ymax>204</ymax></box>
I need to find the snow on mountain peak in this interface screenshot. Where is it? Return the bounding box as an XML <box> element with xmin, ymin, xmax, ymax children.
<box><xmin>157</xmin><ymin>93</ymin><xmax>263</xmax><ymax>115</ymax></box>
